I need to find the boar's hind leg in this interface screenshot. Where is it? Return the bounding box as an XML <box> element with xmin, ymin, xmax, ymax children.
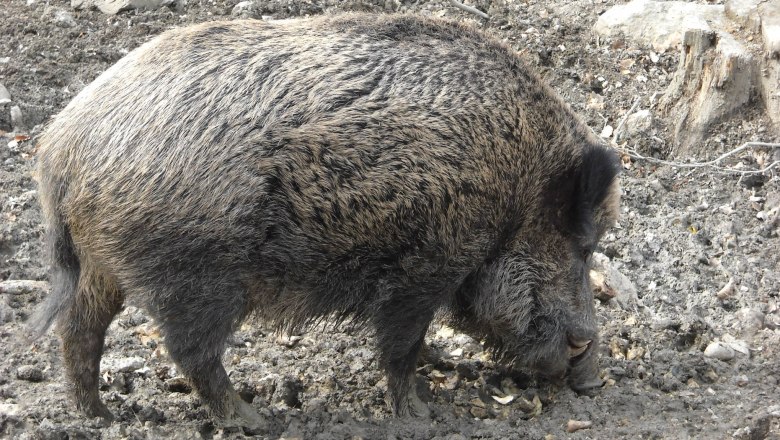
<box><xmin>154</xmin><ymin>285</ymin><xmax>265</xmax><ymax>430</ymax></box>
<box><xmin>60</xmin><ymin>267</ymin><xmax>123</xmax><ymax>420</ymax></box>
<box><xmin>375</xmin><ymin>306</ymin><xmax>434</xmax><ymax>418</ymax></box>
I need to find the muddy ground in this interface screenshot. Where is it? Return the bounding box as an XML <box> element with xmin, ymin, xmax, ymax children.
<box><xmin>1</xmin><ymin>0</ymin><xmax>779</xmax><ymax>438</ymax></box>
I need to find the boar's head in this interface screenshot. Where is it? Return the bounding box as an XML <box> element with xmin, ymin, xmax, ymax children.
<box><xmin>451</xmin><ymin>143</ymin><xmax>621</xmax><ymax>392</ymax></box>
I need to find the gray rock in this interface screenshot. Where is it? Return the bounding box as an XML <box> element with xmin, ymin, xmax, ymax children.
<box><xmin>53</xmin><ymin>9</ymin><xmax>77</xmax><ymax>28</ymax></box>
<box><xmin>725</xmin><ymin>0</ymin><xmax>761</xmax><ymax>32</ymax></box>
<box><xmin>737</xmin><ymin>308</ymin><xmax>765</xmax><ymax>332</ymax></box>
<box><xmin>761</xmin><ymin>1</ymin><xmax>780</xmax><ymax>57</ymax></box>
<box><xmin>102</xmin><ymin>356</ymin><xmax>145</xmax><ymax>372</ymax></box>
<box><xmin>703</xmin><ymin>341</ymin><xmax>735</xmax><ymax>361</ymax></box>
<box><xmin>16</xmin><ymin>365</ymin><xmax>45</xmax><ymax>382</ymax></box>
<box><xmin>72</xmin><ymin>0</ymin><xmax>170</xmax><ymax>15</ymax></box>
<box><xmin>591</xmin><ymin>252</ymin><xmax>640</xmax><ymax>311</ymax></box>
<box><xmin>623</xmin><ymin>109</ymin><xmax>653</xmax><ymax>139</ymax></box>
<box><xmin>232</xmin><ymin>0</ymin><xmax>255</xmax><ymax>17</ymax></box>
<box><xmin>593</xmin><ymin>0</ymin><xmax>725</xmax><ymax>51</ymax></box>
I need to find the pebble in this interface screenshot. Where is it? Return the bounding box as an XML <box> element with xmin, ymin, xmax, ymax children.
<box><xmin>703</xmin><ymin>342</ymin><xmax>735</xmax><ymax>361</ymax></box>
<box><xmin>16</xmin><ymin>365</ymin><xmax>44</xmax><ymax>382</ymax></box>
<box><xmin>0</xmin><ymin>83</ymin><xmax>10</xmax><ymax>105</ymax></box>
<box><xmin>276</xmin><ymin>334</ymin><xmax>302</xmax><ymax>348</ymax></box>
<box><xmin>455</xmin><ymin>362</ymin><xmax>479</xmax><ymax>381</ymax></box>
<box><xmin>232</xmin><ymin>0</ymin><xmax>255</xmax><ymax>16</ymax></box>
<box><xmin>10</xmin><ymin>105</ymin><xmax>24</xmax><ymax>130</ymax></box>
<box><xmin>104</xmin><ymin>356</ymin><xmax>145</xmax><ymax>372</ymax></box>
<box><xmin>0</xmin><ymin>403</ymin><xmax>21</xmax><ymax>416</ymax></box>
<box><xmin>716</xmin><ymin>279</ymin><xmax>736</xmax><ymax>300</ymax></box>
<box><xmin>54</xmin><ymin>9</ymin><xmax>77</xmax><ymax>28</ymax></box>
<box><xmin>737</xmin><ymin>308</ymin><xmax>765</xmax><ymax>331</ymax></box>
<box><xmin>469</xmin><ymin>406</ymin><xmax>489</xmax><ymax>419</ymax></box>
<box><xmin>0</xmin><ymin>296</ymin><xmax>15</xmax><ymax>324</ymax></box>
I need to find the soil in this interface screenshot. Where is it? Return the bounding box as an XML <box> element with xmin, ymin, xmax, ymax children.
<box><xmin>1</xmin><ymin>0</ymin><xmax>779</xmax><ymax>439</ymax></box>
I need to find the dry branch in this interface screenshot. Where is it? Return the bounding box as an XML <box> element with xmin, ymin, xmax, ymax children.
<box><xmin>620</xmin><ymin>142</ymin><xmax>780</xmax><ymax>175</ymax></box>
<box><xmin>449</xmin><ymin>0</ymin><xmax>489</xmax><ymax>19</ymax></box>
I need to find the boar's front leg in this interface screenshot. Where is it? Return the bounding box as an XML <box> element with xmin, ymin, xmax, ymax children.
<box><xmin>374</xmin><ymin>302</ymin><xmax>434</xmax><ymax>418</ymax></box>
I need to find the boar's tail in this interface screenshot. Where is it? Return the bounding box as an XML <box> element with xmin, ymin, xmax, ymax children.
<box><xmin>29</xmin><ymin>176</ymin><xmax>80</xmax><ymax>339</ymax></box>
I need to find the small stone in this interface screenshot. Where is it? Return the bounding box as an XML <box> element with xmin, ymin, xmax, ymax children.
<box><xmin>104</xmin><ymin>356</ymin><xmax>145</xmax><ymax>372</ymax></box>
<box><xmin>0</xmin><ymin>296</ymin><xmax>15</xmax><ymax>324</ymax></box>
<box><xmin>0</xmin><ymin>403</ymin><xmax>20</xmax><ymax>417</ymax></box>
<box><xmin>0</xmin><ymin>84</ymin><xmax>10</xmax><ymax>105</ymax></box>
<box><xmin>16</xmin><ymin>365</ymin><xmax>44</xmax><ymax>382</ymax></box>
<box><xmin>737</xmin><ymin>308</ymin><xmax>765</xmax><ymax>331</ymax></box>
<box><xmin>54</xmin><ymin>9</ymin><xmax>77</xmax><ymax>28</ymax></box>
<box><xmin>515</xmin><ymin>396</ymin><xmax>537</xmax><ymax>413</ymax></box>
<box><xmin>10</xmin><ymin>106</ymin><xmax>24</xmax><ymax>130</ymax></box>
<box><xmin>429</xmin><ymin>370</ymin><xmax>447</xmax><ymax>385</ymax></box>
<box><xmin>734</xmin><ymin>375</ymin><xmax>749</xmax><ymax>386</ymax></box>
<box><xmin>703</xmin><ymin>342</ymin><xmax>735</xmax><ymax>361</ymax></box>
<box><xmin>716</xmin><ymin>279</ymin><xmax>736</xmax><ymax>300</ymax></box>
<box><xmin>469</xmin><ymin>406</ymin><xmax>489</xmax><ymax>419</ymax></box>
<box><xmin>449</xmin><ymin>348</ymin><xmax>463</xmax><ymax>357</ymax></box>
<box><xmin>455</xmin><ymin>362</ymin><xmax>479</xmax><ymax>381</ymax></box>
<box><xmin>232</xmin><ymin>0</ymin><xmax>255</xmax><ymax>16</ymax></box>
<box><xmin>276</xmin><ymin>334</ymin><xmax>302</xmax><ymax>348</ymax></box>
<box><xmin>435</xmin><ymin>325</ymin><xmax>455</xmax><ymax>339</ymax></box>
<box><xmin>600</xmin><ymin>125</ymin><xmax>614</xmax><ymax>138</ymax></box>
<box><xmin>626</xmin><ymin>346</ymin><xmax>645</xmax><ymax>360</ymax></box>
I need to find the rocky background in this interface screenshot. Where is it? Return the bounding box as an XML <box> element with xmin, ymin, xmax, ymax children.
<box><xmin>1</xmin><ymin>0</ymin><xmax>779</xmax><ymax>438</ymax></box>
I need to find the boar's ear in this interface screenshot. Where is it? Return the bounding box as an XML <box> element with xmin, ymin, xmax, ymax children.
<box><xmin>570</xmin><ymin>144</ymin><xmax>621</xmax><ymax>246</ymax></box>
<box><xmin>547</xmin><ymin>144</ymin><xmax>620</xmax><ymax>248</ymax></box>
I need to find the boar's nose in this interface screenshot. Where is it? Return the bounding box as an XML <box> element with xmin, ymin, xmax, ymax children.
<box><xmin>567</xmin><ymin>337</ymin><xmax>592</xmax><ymax>359</ymax></box>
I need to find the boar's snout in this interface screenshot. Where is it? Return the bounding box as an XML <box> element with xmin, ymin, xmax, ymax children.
<box><xmin>566</xmin><ymin>332</ymin><xmax>604</xmax><ymax>394</ymax></box>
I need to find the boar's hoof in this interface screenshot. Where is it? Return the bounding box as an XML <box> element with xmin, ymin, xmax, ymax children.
<box><xmin>569</xmin><ymin>377</ymin><xmax>605</xmax><ymax>396</ymax></box>
<box><xmin>81</xmin><ymin>400</ymin><xmax>115</xmax><ymax>422</ymax></box>
<box><xmin>394</xmin><ymin>392</ymin><xmax>431</xmax><ymax>418</ymax></box>
<box><xmin>215</xmin><ymin>391</ymin><xmax>269</xmax><ymax>433</ymax></box>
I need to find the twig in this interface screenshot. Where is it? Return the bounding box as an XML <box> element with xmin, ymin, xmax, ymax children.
<box><xmin>613</xmin><ymin>96</ymin><xmax>641</xmax><ymax>144</ymax></box>
<box><xmin>621</xmin><ymin>142</ymin><xmax>780</xmax><ymax>175</ymax></box>
<box><xmin>449</xmin><ymin>0</ymin><xmax>489</xmax><ymax>19</ymax></box>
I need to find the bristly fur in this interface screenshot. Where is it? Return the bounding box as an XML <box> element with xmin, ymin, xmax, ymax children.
<box><xmin>33</xmin><ymin>13</ymin><xmax>621</xmax><ymax>423</ymax></box>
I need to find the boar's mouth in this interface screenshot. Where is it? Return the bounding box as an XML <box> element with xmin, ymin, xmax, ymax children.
<box><xmin>567</xmin><ymin>337</ymin><xmax>592</xmax><ymax>362</ymax></box>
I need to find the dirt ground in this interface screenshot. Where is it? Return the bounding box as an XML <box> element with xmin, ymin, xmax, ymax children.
<box><xmin>1</xmin><ymin>0</ymin><xmax>779</xmax><ymax>438</ymax></box>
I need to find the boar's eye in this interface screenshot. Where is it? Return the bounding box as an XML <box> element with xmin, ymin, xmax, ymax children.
<box><xmin>581</xmin><ymin>246</ymin><xmax>594</xmax><ymax>263</ymax></box>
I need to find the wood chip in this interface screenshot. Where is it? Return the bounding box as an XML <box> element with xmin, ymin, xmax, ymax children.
<box><xmin>566</xmin><ymin>420</ymin><xmax>593</xmax><ymax>433</ymax></box>
<box><xmin>492</xmin><ymin>395</ymin><xmax>515</xmax><ymax>405</ymax></box>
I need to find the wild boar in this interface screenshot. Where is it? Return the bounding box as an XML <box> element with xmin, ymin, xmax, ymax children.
<box><xmin>31</xmin><ymin>13</ymin><xmax>620</xmax><ymax>428</ymax></box>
